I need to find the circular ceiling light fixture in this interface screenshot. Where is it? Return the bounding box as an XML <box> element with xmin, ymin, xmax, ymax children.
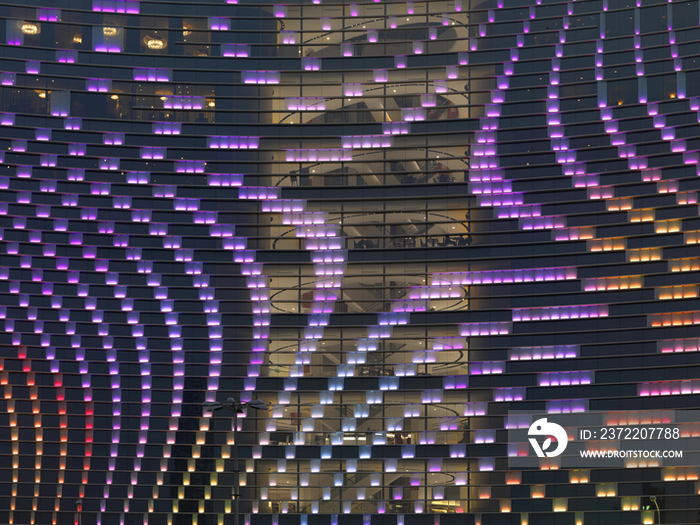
<box><xmin>21</xmin><ymin>23</ymin><xmax>39</xmax><ymax>34</ymax></box>
<box><xmin>144</xmin><ymin>36</ymin><xmax>165</xmax><ymax>49</ymax></box>
<box><xmin>103</xmin><ymin>27</ymin><xmax>118</xmax><ymax>36</ymax></box>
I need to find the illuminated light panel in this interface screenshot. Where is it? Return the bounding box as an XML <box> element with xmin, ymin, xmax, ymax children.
<box><xmin>469</xmin><ymin>362</ymin><xmax>504</xmax><ymax>375</ymax></box>
<box><xmin>509</xmin><ymin>345</ymin><xmax>579</xmax><ymax>360</ymax></box>
<box><xmin>459</xmin><ymin>322</ymin><xmax>510</xmax><ymax>336</ymax></box>
<box><xmin>221</xmin><ymin>43</ymin><xmax>251</xmax><ymax>57</ymax></box>
<box><xmin>208</xmin><ymin>136</ymin><xmax>259</xmax><ymax>149</ymax></box>
<box><xmin>286</xmin><ymin>98</ymin><xmax>326</xmax><ymax>111</ymax></box>
<box><xmin>93</xmin><ymin>0</ymin><xmax>139</xmax><ymax>13</ymax></box>
<box><xmin>547</xmin><ymin>399</ymin><xmax>587</xmax><ymax>413</ymax></box>
<box><xmin>133</xmin><ymin>68</ymin><xmax>171</xmax><ymax>81</ymax></box>
<box><xmin>628</xmin><ymin>248</ymin><xmax>663</xmax><ymax>262</ymax></box>
<box><xmin>655</xmin><ymin>219</ymin><xmax>682</xmax><ymax>234</ymax></box>
<box><xmin>242</xmin><ymin>71</ymin><xmax>280</xmax><ymax>84</ymax></box>
<box><xmin>656</xmin><ymin>286</ymin><xmax>698</xmax><ymax>300</ymax></box>
<box><xmin>582</xmin><ymin>276</ymin><xmax>642</xmax><ymax>291</ymax></box>
<box><xmin>659</xmin><ymin>338</ymin><xmax>700</xmax><ymax>353</ymax></box>
<box><xmin>587</xmin><ymin>237</ymin><xmax>626</xmax><ymax>251</ymax></box>
<box><xmin>628</xmin><ymin>209</ymin><xmax>654</xmax><ymax>222</ymax></box>
<box><xmin>513</xmin><ymin>304</ymin><xmax>608</xmax><ymax>321</ymax></box>
<box><xmin>538</xmin><ymin>371</ymin><xmax>593</xmax><ymax>386</ymax></box>
<box><xmin>554</xmin><ymin>227</ymin><xmax>595</xmax><ymax>241</ymax></box>
<box><xmin>648</xmin><ymin>311</ymin><xmax>700</xmax><ymax>327</ymax></box>
<box><xmin>639</xmin><ymin>379</ymin><xmax>700</xmax><ymax>396</ymax></box>
<box><xmin>433</xmin><ymin>267</ymin><xmax>576</xmax><ymax>285</ymax></box>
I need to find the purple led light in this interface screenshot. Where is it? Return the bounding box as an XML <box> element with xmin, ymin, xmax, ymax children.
<box><xmin>69</xmin><ymin>144</ymin><xmax>86</xmax><ymax>156</ymax></box>
<box><xmin>494</xmin><ymin>388</ymin><xmax>524</xmax><ymax>402</ymax></box>
<box><xmin>539</xmin><ymin>371</ymin><xmax>593</xmax><ymax>386</ymax></box>
<box><xmin>302</xmin><ymin>57</ymin><xmax>321</xmax><ymax>71</ymax></box>
<box><xmin>208</xmin><ymin>174</ymin><xmax>243</xmax><ymax>187</ymax></box>
<box><xmin>459</xmin><ymin>322</ymin><xmax>510</xmax><ymax>336</ymax></box>
<box><xmin>382</xmin><ymin>122</ymin><xmax>410</xmax><ymax>135</ymax></box>
<box><xmin>2</xmin><ymin>73</ymin><xmax>17</xmax><ymax>86</ymax></box>
<box><xmin>87</xmin><ymin>78</ymin><xmax>112</xmax><ymax>92</ymax></box>
<box><xmin>470</xmin><ymin>362</ymin><xmax>504</xmax><ymax>375</ymax></box>
<box><xmin>242</xmin><ymin>71</ymin><xmax>280</xmax><ymax>84</ymax></box>
<box><xmin>513</xmin><ymin>304</ymin><xmax>609</xmax><ymax>322</ymax></box>
<box><xmin>163</xmin><ymin>96</ymin><xmax>203</xmax><ymax>110</ymax></box>
<box><xmin>209</xmin><ymin>17</ymin><xmax>231</xmax><ymax>30</ymax></box>
<box><xmin>222</xmin><ymin>44</ymin><xmax>251</xmax><ymax>57</ymax></box>
<box><xmin>286</xmin><ymin>149</ymin><xmax>352</xmax><ymax>162</ymax></box>
<box><xmin>41</xmin><ymin>155</ymin><xmax>58</xmax><ymax>167</ymax></box>
<box><xmin>175</xmin><ymin>160</ymin><xmax>205</xmax><ymax>173</ymax></box>
<box><xmin>286</xmin><ymin>98</ymin><xmax>326</xmax><ymax>111</ymax></box>
<box><xmin>208</xmin><ymin>136</ymin><xmax>260</xmax><ymax>149</ymax></box>
<box><xmin>153</xmin><ymin>122</ymin><xmax>181</xmax><ymax>135</ymax></box>
<box><xmin>93</xmin><ymin>0</ymin><xmax>139</xmax><ymax>13</ymax></box>
<box><xmin>64</xmin><ymin>118</ymin><xmax>82</xmax><ymax>130</ymax></box>
<box><xmin>11</xmin><ymin>140</ymin><xmax>27</xmax><ymax>152</ymax></box>
<box><xmin>133</xmin><ymin>69</ymin><xmax>171</xmax><ymax>82</ymax></box>
<box><xmin>547</xmin><ymin>399</ymin><xmax>586</xmax><ymax>413</ymax></box>
<box><xmin>140</xmin><ymin>147</ymin><xmax>166</xmax><ymax>159</ymax></box>
<box><xmin>94</xmin><ymin>46</ymin><xmax>122</xmax><ymax>52</ymax></box>
<box><xmin>99</xmin><ymin>159</ymin><xmax>120</xmax><ymax>170</ymax></box>
<box><xmin>341</xmin><ymin>135</ymin><xmax>392</xmax><ymax>149</ymax></box>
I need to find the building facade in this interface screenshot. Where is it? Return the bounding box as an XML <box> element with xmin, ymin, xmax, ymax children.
<box><xmin>2</xmin><ymin>0</ymin><xmax>700</xmax><ymax>524</ymax></box>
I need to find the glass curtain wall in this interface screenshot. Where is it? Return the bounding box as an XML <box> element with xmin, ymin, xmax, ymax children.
<box><xmin>1</xmin><ymin>0</ymin><xmax>700</xmax><ymax>524</ymax></box>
